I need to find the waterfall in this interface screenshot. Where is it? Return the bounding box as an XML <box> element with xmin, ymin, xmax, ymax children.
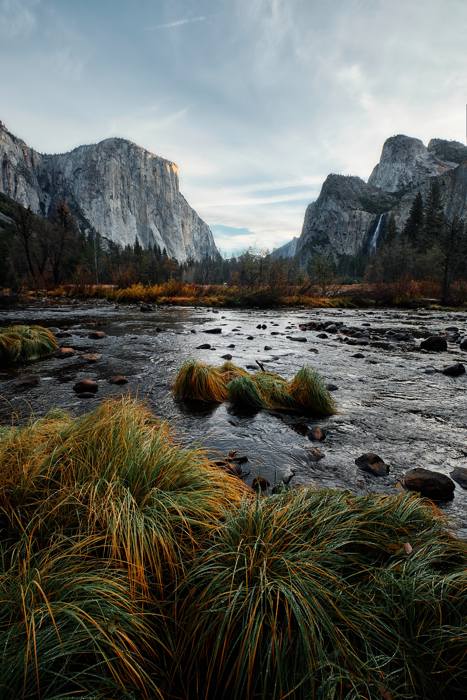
<box><xmin>369</xmin><ymin>213</ymin><xmax>385</xmax><ymax>253</ymax></box>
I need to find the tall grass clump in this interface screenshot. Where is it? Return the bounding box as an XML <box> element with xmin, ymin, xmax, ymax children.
<box><xmin>0</xmin><ymin>398</ymin><xmax>249</xmax><ymax>594</ymax></box>
<box><xmin>0</xmin><ymin>324</ymin><xmax>58</xmax><ymax>364</ymax></box>
<box><xmin>173</xmin><ymin>359</ymin><xmax>228</xmax><ymax>402</ymax></box>
<box><xmin>289</xmin><ymin>366</ymin><xmax>336</xmax><ymax>416</ymax></box>
<box><xmin>174</xmin><ymin>360</ymin><xmax>335</xmax><ymax>415</ymax></box>
<box><xmin>175</xmin><ymin>489</ymin><xmax>467</xmax><ymax>700</ymax></box>
<box><xmin>0</xmin><ymin>539</ymin><xmax>162</xmax><ymax>699</ymax></box>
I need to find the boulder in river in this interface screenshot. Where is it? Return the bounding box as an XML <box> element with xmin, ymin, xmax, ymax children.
<box><xmin>140</xmin><ymin>304</ymin><xmax>153</xmax><ymax>312</ymax></box>
<box><xmin>308</xmin><ymin>426</ymin><xmax>326</xmax><ymax>442</ymax></box>
<box><xmin>13</xmin><ymin>375</ymin><xmax>40</xmax><ymax>390</ymax></box>
<box><xmin>197</xmin><ymin>343</ymin><xmax>211</xmax><ymax>349</ymax></box>
<box><xmin>403</xmin><ymin>468</ymin><xmax>455</xmax><ymax>501</ymax></box>
<box><xmin>355</xmin><ymin>453</ymin><xmax>389</xmax><ymax>476</ymax></box>
<box><xmin>450</xmin><ymin>467</ymin><xmax>467</xmax><ymax>489</ymax></box>
<box><xmin>109</xmin><ymin>375</ymin><xmax>128</xmax><ymax>385</ymax></box>
<box><xmin>57</xmin><ymin>347</ymin><xmax>75</xmax><ymax>358</ymax></box>
<box><xmin>73</xmin><ymin>378</ymin><xmax>98</xmax><ymax>394</ymax></box>
<box><xmin>287</xmin><ymin>336</ymin><xmax>307</xmax><ymax>342</ymax></box>
<box><xmin>460</xmin><ymin>338</ymin><xmax>467</xmax><ymax>351</ymax></box>
<box><xmin>252</xmin><ymin>476</ymin><xmax>270</xmax><ymax>492</ymax></box>
<box><xmin>204</xmin><ymin>328</ymin><xmax>222</xmax><ymax>334</ymax></box>
<box><xmin>442</xmin><ymin>363</ymin><xmax>465</xmax><ymax>377</ymax></box>
<box><xmin>88</xmin><ymin>331</ymin><xmax>106</xmax><ymax>340</ymax></box>
<box><xmin>420</xmin><ymin>336</ymin><xmax>447</xmax><ymax>352</ymax></box>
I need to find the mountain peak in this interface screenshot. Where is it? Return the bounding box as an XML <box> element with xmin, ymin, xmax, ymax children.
<box><xmin>368</xmin><ymin>133</ymin><xmax>456</xmax><ymax>193</ymax></box>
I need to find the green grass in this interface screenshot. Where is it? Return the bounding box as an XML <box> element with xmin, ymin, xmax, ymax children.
<box><xmin>174</xmin><ymin>490</ymin><xmax>467</xmax><ymax>700</ymax></box>
<box><xmin>174</xmin><ymin>360</ymin><xmax>336</xmax><ymax>415</ymax></box>
<box><xmin>0</xmin><ymin>399</ymin><xmax>465</xmax><ymax>699</ymax></box>
<box><xmin>0</xmin><ymin>324</ymin><xmax>58</xmax><ymax>364</ymax></box>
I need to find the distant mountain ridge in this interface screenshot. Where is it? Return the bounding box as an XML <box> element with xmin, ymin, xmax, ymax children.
<box><xmin>0</xmin><ymin>121</ymin><xmax>219</xmax><ymax>262</ymax></box>
<box><xmin>274</xmin><ymin>134</ymin><xmax>467</xmax><ymax>264</ymax></box>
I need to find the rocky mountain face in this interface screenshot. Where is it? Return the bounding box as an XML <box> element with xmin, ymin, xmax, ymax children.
<box><xmin>288</xmin><ymin>134</ymin><xmax>467</xmax><ymax>265</ymax></box>
<box><xmin>0</xmin><ymin>121</ymin><xmax>219</xmax><ymax>262</ymax></box>
<box><xmin>271</xmin><ymin>236</ymin><xmax>299</xmax><ymax>259</ymax></box>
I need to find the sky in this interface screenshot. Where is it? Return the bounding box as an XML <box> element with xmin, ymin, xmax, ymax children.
<box><xmin>1</xmin><ymin>0</ymin><xmax>466</xmax><ymax>256</ymax></box>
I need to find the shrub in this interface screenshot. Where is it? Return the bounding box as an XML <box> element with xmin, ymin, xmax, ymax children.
<box><xmin>0</xmin><ymin>325</ymin><xmax>58</xmax><ymax>364</ymax></box>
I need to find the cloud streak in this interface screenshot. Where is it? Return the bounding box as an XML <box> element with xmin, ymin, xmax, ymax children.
<box><xmin>146</xmin><ymin>15</ymin><xmax>207</xmax><ymax>30</ymax></box>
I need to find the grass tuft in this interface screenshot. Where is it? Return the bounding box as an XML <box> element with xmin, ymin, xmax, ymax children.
<box><xmin>174</xmin><ymin>360</ymin><xmax>336</xmax><ymax>415</ymax></box>
<box><xmin>0</xmin><ymin>325</ymin><xmax>58</xmax><ymax>364</ymax></box>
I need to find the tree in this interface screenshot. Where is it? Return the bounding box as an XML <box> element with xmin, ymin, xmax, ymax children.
<box><xmin>307</xmin><ymin>254</ymin><xmax>336</xmax><ymax>294</ymax></box>
<box><xmin>439</xmin><ymin>217</ymin><xmax>466</xmax><ymax>304</ymax></box>
<box><xmin>423</xmin><ymin>181</ymin><xmax>444</xmax><ymax>246</ymax></box>
<box><xmin>402</xmin><ymin>192</ymin><xmax>424</xmax><ymax>244</ymax></box>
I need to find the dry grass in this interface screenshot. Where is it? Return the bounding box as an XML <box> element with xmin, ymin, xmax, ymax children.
<box><xmin>1</xmin><ymin>399</ymin><xmax>465</xmax><ymax>698</ymax></box>
<box><xmin>0</xmin><ymin>325</ymin><xmax>58</xmax><ymax>364</ymax></box>
<box><xmin>174</xmin><ymin>360</ymin><xmax>336</xmax><ymax>415</ymax></box>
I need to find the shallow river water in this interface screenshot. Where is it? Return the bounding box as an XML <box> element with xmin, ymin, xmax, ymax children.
<box><xmin>1</xmin><ymin>301</ymin><xmax>466</xmax><ymax>533</ymax></box>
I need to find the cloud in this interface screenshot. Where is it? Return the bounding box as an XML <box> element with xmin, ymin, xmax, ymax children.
<box><xmin>146</xmin><ymin>15</ymin><xmax>207</xmax><ymax>30</ymax></box>
<box><xmin>0</xmin><ymin>0</ymin><xmax>38</xmax><ymax>38</ymax></box>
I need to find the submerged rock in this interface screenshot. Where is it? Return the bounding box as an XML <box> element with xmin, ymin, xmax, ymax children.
<box><xmin>403</xmin><ymin>468</ymin><xmax>455</xmax><ymax>501</ymax></box>
<box><xmin>88</xmin><ymin>331</ymin><xmax>106</xmax><ymax>340</ymax></box>
<box><xmin>109</xmin><ymin>375</ymin><xmax>128</xmax><ymax>385</ymax></box>
<box><xmin>57</xmin><ymin>347</ymin><xmax>75</xmax><ymax>358</ymax></box>
<box><xmin>308</xmin><ymin>426</ymin><xmax>326</xmax><ymax>442</ymax></box>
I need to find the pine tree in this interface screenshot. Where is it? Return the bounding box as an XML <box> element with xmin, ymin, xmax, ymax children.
<box><xmin>423</xmin><ymin>181</ymin><xmax>444</xmax><ymax>246</ymax></box>
<box><xmin>402</xmin><ymin>192</ymin><xmax>424</xmax><ymax>244</ymax></box>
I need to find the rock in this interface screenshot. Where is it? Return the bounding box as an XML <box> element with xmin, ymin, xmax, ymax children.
<box><xmin>252</xmin><ymin>476</ymin><xmax>270</xmax><ymax>492</ymax></box>
<box><xmin>355</xmin><ymin>453</ymin><xmax>389</xmax><ymax>476</ymax></box>
<box><xmin>73</xmin><ymin>378</ymin><xmax>98</xmax><ymax>394</ymax></box>
<box><xmin>420</xmin><ymin>336</ymin><xmax>447</xmax><ymax>352</ymax></box>
<box><xmin>442</xmin><ymin>363</ymin><xmax>465</xmax><ymax>377</ymax></box>
<box><xmin>228</xmin><ymin>344</ymin><xmax>236</xmax><ymax>348</ymax></box>
<box><xmin>264</xmin><ymin>345</ymin><xmax>272</xmax><ymax>351</ymax></box>
<box><xmin>221</xmin><ymin>354</ymin><xmax>233</xmax><ymax>360</ymax></box>
<box><xmin>460</xmin><ymin>338</ymin><xmax>467</xmax><ymax>351</ymax></box>
<box><xmin>140</xmin><ymin>303</ymin><xmax>153</xmax><ymax>312</ymax></box>
<box><xmin>57</xmin><ymin>347</ymin><xmax>75</xmax><ymax>358</ymax></box>
<box><xmin>450</xmin><ymin>467</ymin><xmax>467</xmax><ymax>489</ymax></box>
<box><xmin>308</xmin><ymin>347</ymin><xmax>319</xmax><ymax>353</ymax></box>
<box><xmin>56</xmin><ymin>331</ymin><xmax>72</xmax><ymax>338</ymax></box>
<box><xmin>82</xmin><ymin>353</ymin><xmax>102</xmax><ymax>363</ymax></box>
<box><xmin>352</xmin><ymin>352</ymin><xmax>365</xmax><ymax>359</ymax></box>
<box><xmin>317</xmin><ymin>332</ymin><xmax>328</xmax><ymax>339</ymax></box>
<box><xmin>308</xmin><ymin>426</ymin><xmax>326</xmax><ymax>442</ymax></box>
<box><xmin>76</xmin><ymin>391</ymin><xmax>97</xmax><ymax>399</ymax></box>
<box><xmin>13</xmin><ymin>375</ymin><xmax>40</xmax><ymax>390</ymax></box>
<box><xmin>109</xmin><ymin>375</ymin><xmax>128</xmax><ymax>385</ymax></box>
<box><xmin>307</xmin><ymin>447</ymin><xmax>324</xmax><ymax>462</ymax></box>
<box><xmin>0</xmin><ymin>122</ymin><xmax>218</xmax><ymax>262</ymax></box>
<box><xmin>326</xmin><ymin>383</ymin><xmax>338</xmax><ymax>392</ymax></box>
<box><xmin>197</xmin><ymin>343</ymin><xmax>211</xmax><ymax>349</ymax></box>
<box><xmin>403</xmin><ymin>468</ymin><xmax>455</xmax><ymax>501</ymax></box>
<box><xmin>88</xmin><ymin>331</ymin><xmax>106</xmax><ymax>339</ymax></box>
<box><xmin>204</xmin><ymin>328</ymin><xmax>222</xmax><ymax>334</ymax></box>
<box><xmin>287</xmin><ymin>336</ymin><xmax>307</xmax><ymax>342</ymax></box>
<box><xmin>247</xmin><ymin>335</ymin><xmax>254</xmax><ymax>340</ymax></box>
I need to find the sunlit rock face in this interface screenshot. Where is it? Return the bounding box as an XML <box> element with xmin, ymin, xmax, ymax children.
<box><xmin>0</xmin><ymin>122</ymin><xmax>219</xmax><ymax>262</ymax></box>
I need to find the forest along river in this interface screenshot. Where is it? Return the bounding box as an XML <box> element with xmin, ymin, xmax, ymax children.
<box><xmin>1</xmin><ymin>301</ymin><xmax>466</xmax><ymax>534</ymax></box>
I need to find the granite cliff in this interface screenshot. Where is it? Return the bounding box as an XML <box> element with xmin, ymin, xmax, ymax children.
<box><xmin>0</xmin><ymin>122</ymin><xmax>219</xmax><ymax>262</ymax></box>
<box><xmin>287</xmin><ymin>134</ymin><xmax>467</xmax><ymax>265</ymax></box>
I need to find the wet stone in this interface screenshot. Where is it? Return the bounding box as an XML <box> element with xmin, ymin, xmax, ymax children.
<box><xmin>73</xmin><ymin>378</ymin><xmax>98</xmax><ymax>394</ymax></box>
<box><xmin>420</xmin><ymin>336</ymin><xmax>447</xmax><ymax>352</ymax></box>
<box><xmin>442</xmin><ymin>363</ymin><xmax>465</xmax><ymax>377</ymax></box>
<box><xmin>57</xmin><ymin>347</ymin><xmax>75</xmax><ymax>358</ymax></box>
<box><xmin>355</xmin><ymin>453</ymin><xmax>389</xmax><ymax>476</ymax></box>
<box><xmin>450</xmin><ymin>467</ymin><xmax>467</xmax><ymax>489</ymax></box>
<box><xmin>403</xmin><ymin>468</ymin><xmax>455</xmax><ymax>501</ymax></box>
<box><xmin>109</xmin><ymin>375</ymin><xmax>128</xmax><ymax>385</ymax></box>
<box><xmin>88</xmin><ymin>331</ymin><xmax>106</xmax><ymax>339</ymax></box>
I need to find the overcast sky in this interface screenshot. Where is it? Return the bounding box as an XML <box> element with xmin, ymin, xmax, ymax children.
<box><xmin>1</xmin><ymin>0</ymin><xmax>466</xmax><ymax>255</ymax></box>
